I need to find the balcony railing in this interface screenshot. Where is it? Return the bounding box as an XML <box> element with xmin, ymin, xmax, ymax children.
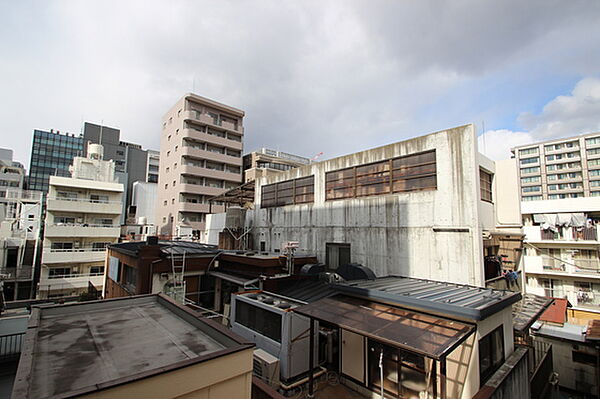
<box><xmin>48</xmin><ymin>223</ymin><xmax>120</xmax><ymax>228</ymax></box>
<box><xmin>539</xmin><ymin>226</ymin><xmax>598</xmax><ymax>241</ymax></box>
<box><xmin>49</xmin><ymin>197</ymin><xmax>121</xmax><ymax>204</ymax></box>
<box><xmin>47</xmin><ymin>247</ymin><xmax>107</xmax><ymax>253</ymax></box>
<box><xmin>0</xmin><ymin>332</ymin><xmax>24</xmax><ymax>363</ymax></box>
<box><xmin>47</xmin><ymin>272</ymin><xmax>104</xmax><ymax>280</ymax></box>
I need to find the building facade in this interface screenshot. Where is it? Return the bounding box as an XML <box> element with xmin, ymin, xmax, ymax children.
<box><xmin>249</xmin><ymin>124</ymin><xmax>523</xmax><ymax>287</ymax></box>
<box><xmin>157</xmin><ymin>93</ymin><xmax>244</xmax><ymax>237</ymax></box>
<box><xmin>511</xmin><ymin>131</ymin><xmax>600</xmax><ymax>201</ymax></box>
<box><xmin>521</xmin><ymin>197</ymin><xmax>600</xmax><ymax>315</ymax></box>
<box><xmin>147</xmin><ymin>149</ymin><xmax>160</xmax><ymax>183</ymax></box>
<box><xmin>38</xmin><ymin>143</ymin><xmax>123</xmax><ymax>299</ymax></box>
<box><xmin>242</xmin><ymin>148</ymin><xmax>310</xmax><ymax>183</ymax></box>
<box><xmin>27</xmin><ymin>129</ymin><xmax>84</xmax><ymax>194</ymax></box>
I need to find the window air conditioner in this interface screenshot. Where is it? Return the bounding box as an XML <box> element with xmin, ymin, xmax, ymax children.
<box><xmin>253</xmin><ymin>349</ymin><xmax>280</xmax><ymax>388</ymax></box>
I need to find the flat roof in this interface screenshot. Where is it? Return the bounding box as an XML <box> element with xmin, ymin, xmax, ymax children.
<box><xmin>109</xmin><ymin>240</ymin><xmax>220</xmax><ymax>258</ymax></box>
<box><xmin>334</xmin><ymin>276</ymin><xmax>522</xmax><ymax>321</ymax></box>
<box><xmin>510</xmin><ymin>130</ymin><xmax>600</xmax><ymax>151</ymax></box>
<box><xmin>294</xmin><ymin>295</ymin><xmax>475</xmax><ymax>360</ymax></box>
<box><xmin>13</xmin><ymin>294</ymin><xmax>252</xmax><ymax>399</ymax></box>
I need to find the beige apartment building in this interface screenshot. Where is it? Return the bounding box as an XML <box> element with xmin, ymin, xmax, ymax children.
<box><xmin>511</xmin><ymin>131</ymin><xmax>600</xmax><ymax>201</ymax></box>
<box><xmin>242</xmin><ymin>148</ymin><xmax>310</xmax><ymax>183</ymax></box>
<box><xmin>157</xmin><ymin>93</ymin><xmax>244</xmax><ymax>237</ymax></box>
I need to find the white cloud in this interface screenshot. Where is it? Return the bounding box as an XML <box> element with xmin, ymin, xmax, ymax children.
<box><xmin>481</xmin><ymin>77</ymin><xmax>600</xmax><ymax>160</ymax></box>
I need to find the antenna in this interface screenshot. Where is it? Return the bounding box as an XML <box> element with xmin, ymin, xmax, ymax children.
<box><xmin>99</xmin><ymin>119</ymin><xmax>104</xmax><ymax>145</ymax></box>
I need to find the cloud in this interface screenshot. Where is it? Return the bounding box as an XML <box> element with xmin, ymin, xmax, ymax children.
<box><xmin>1</xmin><ymin>1</ymin><xmax>600</xmax><ymax>169</ymax></box>
<box><xmin>481</xmin><ymin>77</ymin><xmax>600</xmax><ymax>160</ymax></box>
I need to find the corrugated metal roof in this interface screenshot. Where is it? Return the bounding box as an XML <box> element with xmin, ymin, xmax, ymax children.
<box><xmin>512</xmin><ymin>294</ymin><xmax>553</xmax><ymax>333</ymax></box>
<box><xmin>272</xmin><ymin>280</ymin><xmax>336</xmax><ymax>303</ymax></box>
<box><xmin>109</xmin><ymin>240</ymin><xmax>220</xmax><ymax>257</ymax></box>
<box><xmin>334</xmin><ymin>276</ymin><xmax>522</xmax><ymax>321</ymax></box>
<box><xmin>539</xmin><ymin>298</ymin><xmax>569</xmax><ymax>325</ymax></box>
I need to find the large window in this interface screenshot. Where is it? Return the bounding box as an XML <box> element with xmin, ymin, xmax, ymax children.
<box><xmin>235</xmin><ymin>300</ymin><xmax>282</xmax><ymax>343</ymax></box>
<box><xmin>325</xmin><ymin>150</ymin><xmax>436</xmax><ymax>200</ymax></box>
<box><xmin>480</xmin><ymin>169</ymin><xmax>493</xmax><ymax>202</ymax></box>
<box><xmin>479</xmin><ymin>325</ymin><xmax>505</xmax><ymax>386</ymax></box>
<box><xmin>261</xmin><ymin>175</ymin><xmax>315</xmax><ymax>208</ymax></box>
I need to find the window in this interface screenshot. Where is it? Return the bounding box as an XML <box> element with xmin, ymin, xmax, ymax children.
<box><xmin>586</xmin><ymin>137</ymin><xmax>600</xmax><ymax>146</ymax></box>
<box><xmin>572</xmin><ymin>350</ymin><xmax>598</xmax><ymax>366</ymax></box>
<box><xmin>522</xmin><ymin>195</ymin><xmax>542</xmax><ymax>201</ymax></box>
<box><xmin>167</xmin><ymin>151</ymin><xmax>170</xmax><ymax>157</ymax></box>
<box><xmin>164</xmin><ymin>184</ymin><xmax>168</xmax><ymax>189</ymax></box>
<box><xmin>261</xmin><ymin>176</ymin><xmax>315</xmax><ymax>208</ymax></box>
<box><xmin>163</xmin><ymin>200</ymin><xmax>167</xmax><ymax>206</ymax></box>
<box><xmin>49</xmin><ymin>267</ymin><xmax>71</xmax><ymax>278</ymax></box>
<box><xmin>519</xmin><ymin>148</ymin><xmax>538</xmax><ymax>156</ymax></box>
<box><xmin>588</xmin><ymin>159</ymin><xmax>600</xmax><ymax>167</ymax></box>
<box><xmin>521</xmin><ymin>166</ymin><xmax>540</xmax><ymax>174</ymax></box>
<box><xmin>168</xmin><ymin>135</ymin><xmax>171</xmax><ymax>141</ymax></box>
<box><xmin>479</xmin><ymin>326</ymin><xmax>505</xmax><ymax>386</ymax></box>
<box><xmin>521</xmin><ymin>176</ymin><xmax>540</xmax><ymax>184</ymax></box>
<box><xmin>171</xmin><ymin>198</ymin><xmax>175</xmax><ymax>204</ymax></box>
<box><xmin>480</xmin><ymin>169</ymin><xmax>493</xmax><ymax>202</ymax></box>
<box><xmin>166</xmin><ymin>167</ymin><xmax>170</xmax><ymax>173</ymax></box>
<box><xmin>90</xmin><ymin>266</ymin><xmax>104</xmax><ymax>275</ymax></box>
<box><xmin>172</xmin><ymin>180</ymin><xmax>176</xmax><ymax>187</ymax></box>
<box><xmin>520</xmin><ymin>157</ymin><xmax>539</xmax><ymax>165</ymax></box>
<box><xmin>90</xmin><ymin>194</ymin><xmax>109</xmax><ymax>203</ymax></box>
<box><xmin>522</xmin><ymin>185</ymin><xmax>541</xmax><ymax>193</ymax></box>
<box><xmin>122</xmin><ymin>265</ymin><xmax>137</xmax><ymax>292</ymax></box>
<box><xmin>162</xmin><ymin>217</ymin><xmax>166</xmax><ymax>223</ymax></box>
<box><xmin>325</xmin><ymin>150</ymin><xmax>436</xmax><ymax>201</ymax></box>
<box><xmin>116</xmin><ymin>150</ymin><xmax>124</xmax><ymax>156</ymax></box>
<box><xmin>235</xmin><ymin>300</ymin><xmax>282</xmax><ymax>343</ymax></box>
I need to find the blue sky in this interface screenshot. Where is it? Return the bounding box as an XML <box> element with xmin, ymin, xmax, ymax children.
<box><xmin>1</xmin><ymin>1</ymin><xmax>600</xmax><ymax>167</ymax></box>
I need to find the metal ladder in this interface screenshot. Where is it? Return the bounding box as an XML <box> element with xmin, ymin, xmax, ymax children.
<box><xmin>170</xmin><ymin>250</ymin><xmax>187</xmax><ymax>303</ymax></box>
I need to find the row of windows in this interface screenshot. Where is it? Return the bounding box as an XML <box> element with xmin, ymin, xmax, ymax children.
<box><xmin>522</xmin><ymin>195</ymin><xmax>542</xmax><ymax>201</ymax></box>
<box><xmin>182</xmin><ymin>139</ymin><xmax>241</xmax><ymax>158</ymax></box>
<box><xmin>261</xmin><ymin>176</ymin><xmax>315</xmax><ymax>208</ymax></box>
<box><xmin>325</xmin><ymin>150</ymin><xmax>437</xmax><ymax>201</ymax></box>
<box><xmin>544</xmin><ymin>141</ymin><xmax>578</xmax><ymax>152</ymax></box>
<box><xmin>546</xmin><ymin>152</ymin><xmax>579</xmax><ymax>161</ymax></box>
<box><xmin>522</xmin><ymin>185</ymin><xmax>541</xmax><ymax>193</ymax></box>
<box><xmin>548</xmin><ymin>182</ymin><xmax>582</xmax><ymax>190</ymax></box>
<box><xmin>548</xmin><ymin>172</ymin><xmax>581</xmax><ymax>181</ymax></box>
<box><xmin>521</xmin><ymin>176</ymin><xmax>540</xmax><ymax>184</ymax></box>
<box><xmin>548</xmin><ymin>192</ymin><xmax>583</xmax><ymax>199</ymax></box>
<box><xmin>519</xmin><ymin>148</ymin><xmax>538</xmax><ymax>156</ymax></box>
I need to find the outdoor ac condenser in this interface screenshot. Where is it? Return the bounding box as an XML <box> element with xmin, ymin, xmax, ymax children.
<box><xmin>253</xmin><ymin>348</ymin><xmax>280</xmax><ymax>387</ymax></box>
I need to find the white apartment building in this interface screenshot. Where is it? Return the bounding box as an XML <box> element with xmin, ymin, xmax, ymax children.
<box><xmin>521</xmin><ymin>197</ymin><xmax>600</xmax><ymax>314</ymax></box>
<box><xmin>511</xmin><ymin>131</ymin><xmax>600</xmax><ymax>201</ymax></box>
<box><xmin>38</xmin><ymin>144</ymin><xmax>123</xmax><ymax>299</ymax></box>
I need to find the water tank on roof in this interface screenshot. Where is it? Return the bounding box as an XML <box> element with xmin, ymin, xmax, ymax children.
<box><xmin>225</xmin><ymin>206</ymin><xmax>246</xmax><ymax>229</ymax></box>
<box><xmin>88</xmin><ymin>143</ymin><xmax>104</xmax><ymax>160</ymax></box>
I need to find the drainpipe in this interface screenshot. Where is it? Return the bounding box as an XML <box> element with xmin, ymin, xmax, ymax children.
<box><xmin>379</xmin><ymin>349</ymin><xmax>384</xmax><ymax>399</ymax></box>
<box><xmin>308</xmin><ymin>318</ymin><xmax>315</xmax><ymax>398</ymax></box>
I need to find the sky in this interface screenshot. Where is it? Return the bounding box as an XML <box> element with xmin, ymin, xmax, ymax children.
<box><xmin>1</xmin><ymin>1</ymin><xmax>600</xmax><ymax>169</ymax></box>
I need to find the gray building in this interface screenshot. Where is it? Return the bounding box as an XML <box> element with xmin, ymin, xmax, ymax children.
<box><xmin>83</xmin><ymin>122</ymin><xmax>158</xmax><ymax>223</ymax></box>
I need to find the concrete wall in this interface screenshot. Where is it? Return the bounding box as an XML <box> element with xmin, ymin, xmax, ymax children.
<box><xmin>251</xmin><ymin>125</ymin><xmax>491</xmax><ymax>286</ymax></box>
<box><xmin>78</xmin><ymin>347</ymin><xmax>253</xmax><ymax>399</ymax></box>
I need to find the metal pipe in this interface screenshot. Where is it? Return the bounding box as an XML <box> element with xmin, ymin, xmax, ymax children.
<box><xmin>379</xmin><ymin>349</ymin><xmax>384</xmax><ymax>399</ymax></box>
<box><xmin>441</xmin><ymin>358</ymin><xmax>447</xmax><ymax>399</ymax></box>
<box><xmin>308</xmin><ymin>318</ymin><xmax>315</xmax><ymax>398</ymax></box>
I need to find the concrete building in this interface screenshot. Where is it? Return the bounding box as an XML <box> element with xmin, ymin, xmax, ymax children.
<box><xmin>83</xmin><ymin>122</ymin><xmax>158</xmax><ymax>223</ymax></box>
<box><xmin>38</xmin><ymin>144</ymin><xmax>123</xmax><ymax>299</ymax></box>
<box><xmin>157</xmin><ymin>93</ymin><xmax>244</xmax><ymax>237</ymax></box>
<box><xmin>243</xmin><ymin>148</ymin><xmax>310</xmax><ymax>183</ymax></box>
<box><xmin>249</xmin><ymin>124</ymin><xmax>523</xmax><ymax>287</ymax></box>
<box><xmin>130</xmin><ymin>181</ymin><xmax>157</xmax><ymax>225</ymax></box>
<box><xmin>12</xmin><ymin>294</ymin><xmax>254</xmax><ymax>399</ymax></box>
<box><xmin>27</xmin><ymin>129</ymin><xmax>84</xmax><ymax>194</ymax></box>
<box><xmin>511</xmin><ymin>131</ymin><xmax>600</xmax><ymax>201</ymax></box>
<box><xmin>520</xmin><ymin>196</ymin><xmax>600</xmax><ymax>316</ymax></box>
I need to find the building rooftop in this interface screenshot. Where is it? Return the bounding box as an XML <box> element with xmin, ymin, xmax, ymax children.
<box><xmin>510</xmin><ymin>130</ymin><xmax>600</xmax><ymax>151</ymax></box>
<box><xmin>532</xmin><ymin>321</ymin><xmax>588</xmax><ymax>342</ymax></box>
<box><xmin>539</xmin><ymin>298</ymin><xmax>569</xmax><ymax>325</ymax></box>
<box><xmin>334</xmin><ymin>276</ymin><xmax>522</xmax><ymax>321</ymax></box>
<box><xmin>13</xmin><ymin>294</ymin><xmax>252</xmax><ymax>398</ymax></box>
<box><xmin>109</xmin><ymin>240</ymin><xmax>220</xmax><ymax>258</ymax></box>
<box><xmin>511</xmin><ymin>294</ymin><xmax>553</xmax><ymax>333</ymax></box>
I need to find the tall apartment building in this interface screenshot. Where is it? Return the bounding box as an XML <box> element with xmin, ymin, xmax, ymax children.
<box><xmin>38</xmin><ymin>143</ymin><xmax>123</xmax><ymax>299</ymax></box>
<box><xmin>157</xmin><ymin>93</ymin><xmax>244</xmax><ymax>237</ymax></box>
<box><xmin>0</xmin><ymin>150</ymin><xmax>43</xmax><ymax>300</ymax></box>
<box><xmin>242</xmin><ymin>148</ymin><xmax>310</xmax><ymax>183</ymax></box>
<box><xmin>511</xmin><ymin>131</ymin><xmax>600</xmax><ymax>201</ymax></box>
<box><xmin>27</xmin><ymin>129</ymin><xmax>84</xmax><ymax>193</ymax></box>
<box><xmin>147</xmin><ymin>149</ymin><xmax>160</xmax><ymax>183</ymax></box>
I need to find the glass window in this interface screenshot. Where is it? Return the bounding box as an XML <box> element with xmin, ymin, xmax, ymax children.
<box><xmin>521</xmin><ymin>166</ymin><xmax>540</xmax><ymax>174</ymax></box>
<box><xmin>519</xmin><ymin>148</ymin><xmax>538</xmax><ymax>156</ymax></box>
<box><xmin>261</xmin><ymin>175</ymin><xmax>315</xmax><ymax>208</ymax></box>
<box><xmin>520</xmin><ymin>157</ymin><xmax>539</xmax><ymax>165</ymax></box>
<box><xmin>480</xmin><ymin>169</ymin><xmax>493</xmax><ymax>202</ymax></box>
<box><xmin>479</xmin><ymin>325</ymin><xmax>505</xmax><ymax>386</ymax></box>
<box><xmin>522</xmin><ymin>195</ymin><xmax>542</xmax><ymax>201</ymax></box>
<box><xmin>522</xmin><ymin>185</ymin><xmax>541</xmax><ymax>193</ymax></box>
<box><xmin>521</xmin><ymin>176</ymin><xmax>540</xmax><ymax>184</ymax></box>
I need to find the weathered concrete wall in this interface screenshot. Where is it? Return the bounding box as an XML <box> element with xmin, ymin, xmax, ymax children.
<box><xmin>250</xmin><ymin>124</ymin><xmax>489</xmax><ymax>286</ymax></box>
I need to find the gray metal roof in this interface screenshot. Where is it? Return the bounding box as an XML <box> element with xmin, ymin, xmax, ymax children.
<box><xmin>333</xmin><ymin>276</ymin><xmax>522</xmax><ymax>321</ymax></box>
<box><xmin>512</xmin><ymin>294</ymin><xmax>553</xmax><ymax>333</ymax></box>
<box><xmin>13</xmin><ymin>294</ymin><xmax>252</xmax><ymax>399</ymax></box>
<box><xmin>272</xmin><ymin>280</ymin><xmax>336</xmax><ymax>303</ymax></box>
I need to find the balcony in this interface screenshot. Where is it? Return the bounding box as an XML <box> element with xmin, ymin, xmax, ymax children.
<box><xmin>524</xmin><ymin>225</ymin><xmax>599</xmax><ymax>243</ymax></box>
<box><xmin>44</xmin><ymin>224</ymin><xmax>121</xmax><ymax>238</ymax></box>
<box><xmin>183</xmin><ymin>128</ymin><xmax>243</xmax><ymax>151</ymax></box>
<box><xmin>180</xmin><ymin>164</ymin><xmax>241</xmax><ymax>183</ymax></box>
<box><xmin>181</xmin><ymin>146</ymin><xmax>242</xmax><ymax>166</ymax></box>
<box><xmin>42</xmin><ymin>248</ymin><xmax>106</xmax><ymax>264</ymax></box>
<box><xmin>179</xmin><ymin>202</ymin><xmax>211</xmax><ymax>213</ymax></box>
<box><xmin>179</xmin><ymin>183</ymin><xmax>227</xmax><ymax>197</ymax></box>
<box><xmin>38</xmin><ymin>273</ymin><xmax>105</xmax><ymax>292</ymax></box>
<box><xmin>47</xmin><ymin>197</ymin><xmax>122</xmax><ymax>214</ymax></box>
<box><xmin>182</xmin><ymin>110</ymin><xmax>244</xmax><ymax>134</ymax></box>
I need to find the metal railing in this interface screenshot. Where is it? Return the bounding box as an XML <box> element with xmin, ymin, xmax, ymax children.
<box><xmin>540</xmin><ymin>226</ymin><xmax>598</xmax><ymax>241</ymax></box>
<box><xmin>47</xmin><ymin>272</ymin><xmax>104</xmax><ymax>280</ymax></box>
<box><xmin>0</xmin><ymin>332</ymin><xmax>24</xmax><ymax>363</ymax></box>
<box><xmin>48</xmin><ymin>223</ymin><xmax>120</xmax><ymax>228</ymax></box>
<box><xmin>49</xmin><ymin>197</ymin><xmax>121</xmax><ymax>204</ymax></box>
<box><xmin>46</xmin><ymin>247</ymin><xmax>107</xmax><ymax>253</ymax></box>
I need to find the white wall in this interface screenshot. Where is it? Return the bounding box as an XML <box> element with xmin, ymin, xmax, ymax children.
<box><xmin>251</xmin><ymin>125</ymin><xmax>488</xmax><ymax>286</ymax></box>
<box><xmin>132</xmin><ymin>181</ymin><xmax>157</xmax><ymax>224</ymax></box>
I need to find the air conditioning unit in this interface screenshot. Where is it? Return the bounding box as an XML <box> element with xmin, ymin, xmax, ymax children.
<box><xmin>253</xmin><ymin>349</ymin><xmax>280</xmax><ymax>387</ymax></box>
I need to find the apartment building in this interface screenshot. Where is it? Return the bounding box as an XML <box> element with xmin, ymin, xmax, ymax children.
<box><xmin>146</xmin><ymin>149</ymin><xmax>160</xmax><ymax>183</ymax></box>
<box><xmin>242</xmin><ymin>148</ymin><xmax>310</xmax><ymax>183</ymax></box>
<box><xmin>521</xmin><ymin>197</ymin><xmax>600</xmax><ymax>315</ymax></box>
<box><xmin>157</xmin><ymin>93</ymin><xmax>244</xmax><ymax>237</ymax></box>
<box><xmin>38</xmin><ymin>143</ymin><xmax>123</xmax><ymax>299</ymax></box>
<box><xmin>511</xmin><ymin>131</ymin><xmax>600</xmax><ymax>201</ymax></box>
<box><xmin>27</xmin><ymin>129</ymin><xmax>84</xmax><ymax>194</ymax></box>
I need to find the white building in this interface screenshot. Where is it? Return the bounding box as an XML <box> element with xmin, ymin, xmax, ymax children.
<box><xmin>38</xmin><ymin>144</ymin><xmax>123</xmax><ymax>299</ymax></box>
<box><xmin>521</xmin><ymin>197</ymin><xmax>600</xmax><ymax>314</ymax></box>
<box><xmin>247</xmin><ymin>124</ymin><xmax>523</xmax><ymax>287</ymax></box>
